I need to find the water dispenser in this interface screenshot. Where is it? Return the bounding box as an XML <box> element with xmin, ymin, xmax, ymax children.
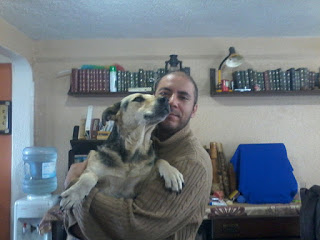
<box><xmin>13</xmin><ymin>147</ymin><xmax>60</xmax><ymax>240</ymax></box>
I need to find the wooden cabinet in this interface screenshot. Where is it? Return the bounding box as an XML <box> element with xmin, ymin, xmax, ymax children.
<box><xmin>210</xmin><ymin>215</ymin><xmax>300</xmax><ymax>239</ymax></box>
<box><xmin>68</xmin><ymin>139</ymin><xmax>105</xmax><ymax>168</ymax></box>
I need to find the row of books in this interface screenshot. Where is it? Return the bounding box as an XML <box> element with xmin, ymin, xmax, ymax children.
<box><xmin>77</xmin><ymin>117</ymin><xmax>114</xmax><ymax>140</ymax></box>
<box><xmin>233</xmin><ymin>68</ymin><xmax>320</xmax><ymax>91</ymax></box>
<box><xmin>69</xmin><ymin>68</ymin><xmax>168</xmax><ymax>93</ymax></box>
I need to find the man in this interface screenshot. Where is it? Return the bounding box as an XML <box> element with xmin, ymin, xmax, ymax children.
<box><xmin>64</xmin><ymin>71</ymin><xmax>212</xmax><ymax>240</ymax></box>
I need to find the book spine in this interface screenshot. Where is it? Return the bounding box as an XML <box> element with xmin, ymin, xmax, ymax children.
<box><xmin>117</xmin><ymin>70</ymin><xmax>124</xmax><ymax>92</ymax></box>
<box><xmin>277</xmin><ymin>68</ymin><xmax>285</xmax><ymax>91</ymax></box>
<box><xmin>244</xmin><ymin>70</ymin><xmax>250</xmax><ymax>89</ymax></box>
<box><xmin>252</xmin><ymin>70</ymin><xmax>258</xmax><ymax>91</ymax></box>
<box><xmin>294</xmin><ymin>69</ymin><xmax>301</xmax><ymax>91</ymax></box>
<box><xmin>102</xmin><ymin>69</ymin><xmax>110</xmax><ymax>93</ymax></box>
<box><xmin>78</xmin><ymin>118</ymin><xmax>86</xmax><ymax>140</ymax></box>
<box><xmin>105</xmin><ymin>70</ymin><xmax>110</xmax><ymax>92</ymax></box>
<box><xmin>97</xmin><ymin>69</ymin><xmax>102</xmax><ymax>92</ymax></box>
<box><xmin>90</xmin><ymin>118</ymin><xmax>100</xmax><ymax>140</ymax></box>
<box><xmin>125</xmin><ymin>71</ymin><xmax>131</xmax><ymax>92</ymax></box>
<box><xmin>257</xmin><ymin>72</ymin><xmax>265</xmax><ymax>91</ymax></box>
<box><xmin>85</xmin><ymin>69</ymin><xmax>90</xmax><ymax>93</ymax></box>
<box><xmin>285</xmin><ymin>70</ymin><xmax>291</xmax><ymax>91</ymax></box>
<box><xmin>263</xmin><ymin>70</ymin><xmax>271</xmax><ymax>91</ymax></box>
<box><xmin>247</xmin><ymin>69</ymin><xmax>254</xmax><ymax>90</ymax></box>
<box><xmin>270</xmin><ymin>70</ymin><xmax>276</xmax><ymax>91</ymax></box>
<box><xmin>91</xmin><ymin>69</ymin><xmax>96</xmax><ymax>92</ymax></box>
<box><xmin>233</xmin><ymin>71</ymin><xmax>241</xmax><ymax>89</ymax></box>
<box><xmin>239</xmin><ymin>71</ymin><xmax>245</xmax><ymax>89</ymax></box>
<box><xmin>210</xmin><ymin>68</ymin><xmax>216</xmax><ymax>94</ymax></box>
<box><xmin>70</xmin><ymin>68</ymin><xmax>79</xmax><ymax>93</ymax></box>
<box><xmin>288</xmin><ymin>68</ymin><xmax>295</xmax><ymax>91</ymax></box>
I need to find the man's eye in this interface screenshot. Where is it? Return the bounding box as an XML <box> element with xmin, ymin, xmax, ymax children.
<box><xmin>133</xmin><ymin>96</ymin><xmax>145</xmax><ymax>102</ymax></box>
<box><xmin>159</xmin><ymin>92</ymin><xmax>169</xmax><ymax>97</ymax></box>
<box><xmin>179</xmin><ymin>96</ymin><xmax>189</xmax><ymax>101</ymax></box>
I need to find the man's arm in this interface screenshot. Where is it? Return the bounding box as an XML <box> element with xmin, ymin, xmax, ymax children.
<box><xmin>65</xmin><ymin>156</ymin><xmax>211</xmax><ymax>240</ymax></box>
<box><xmin>64</xmin><ymin>160</ymin><xmax>87</xmax><ymax>189</ymax></box>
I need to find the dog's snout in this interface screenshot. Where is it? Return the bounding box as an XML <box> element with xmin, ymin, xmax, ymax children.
<box><xmin>158</xmin><ymin>96</ymin><xmax>168</xmax><ymax>104</ymax></box>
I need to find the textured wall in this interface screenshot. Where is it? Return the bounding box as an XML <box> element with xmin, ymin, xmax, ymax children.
<box><xmin>33</xmin><ymin>37</ymin><xmax>320</xmax><ymax>194</ymax></box>
<box><xmin>0</xmin><ymin>18</ymin><xmax>34</xmax><ymax>239</ymax></box>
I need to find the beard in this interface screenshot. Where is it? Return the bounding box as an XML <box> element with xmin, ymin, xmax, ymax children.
<box><xmin>156</xmin><ymin>111</ymin><xmax>193</xmax><ymax>140</ymax></box>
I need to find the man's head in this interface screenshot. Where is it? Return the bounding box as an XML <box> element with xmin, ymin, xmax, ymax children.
<box><xmin>154</xmin><ymin>71</ymin><xmax>198</xmax><ymax>140</ymax></box>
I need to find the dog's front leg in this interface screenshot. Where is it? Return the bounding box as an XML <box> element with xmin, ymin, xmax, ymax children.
<box><xmin>60</xmin><ymin>170</ymin><xmax>98</xmax><ymax>210</ymax></box>
<box><xmin>156</xmin><ymin>159</ymin><xmax>184</xmax><ymax>192</ymax></box>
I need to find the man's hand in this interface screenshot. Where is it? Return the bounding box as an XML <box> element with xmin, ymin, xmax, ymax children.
<box><xmin>64</xmin><ymin>160</ymin><xmax>88</xmax><ymax>189</ymax></box>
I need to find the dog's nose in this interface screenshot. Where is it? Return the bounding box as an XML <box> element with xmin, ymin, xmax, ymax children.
<box><xmin>158</xmin><ymin>96</ymin><xmax>168</xmax><ymax>104</ymax></box>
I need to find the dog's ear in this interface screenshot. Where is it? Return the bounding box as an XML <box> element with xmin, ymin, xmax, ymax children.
<box><xmin>101</xmin><ymin>102</ymin><xmax>121</xmax><ymax>125</ymax></box>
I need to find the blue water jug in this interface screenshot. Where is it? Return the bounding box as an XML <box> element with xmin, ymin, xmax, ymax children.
<box><xmin>22</xmin><ymin>147</ymin><xmax>57</xmax><ymax>195</ymax></box>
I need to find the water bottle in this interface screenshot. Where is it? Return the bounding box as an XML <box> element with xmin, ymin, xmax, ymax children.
<box><xmin>109</xmin><ymin>66</ymin><xmax>117</xmax><ymax>92</ymax></box>
<box><xmin>22</xmin><ymin>147</ymin><xmax>57</xmax><ymax>195</ymax></box>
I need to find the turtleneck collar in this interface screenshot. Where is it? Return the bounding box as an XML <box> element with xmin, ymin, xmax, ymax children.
<box><xmin>152</xmin><ymin>123</ymin><xmax>192</xmax><ymax>148</ymax></box>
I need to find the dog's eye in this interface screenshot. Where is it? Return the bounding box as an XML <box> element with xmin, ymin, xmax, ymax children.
<box><xmin>133</xmin><ymin>96</ymin><xmax>145</xmax><ymax>103</ymax></box>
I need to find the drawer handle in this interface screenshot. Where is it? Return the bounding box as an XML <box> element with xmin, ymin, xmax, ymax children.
<box><xmin>222</xmin><ymin>223</ymin><xmax>240</xmax><ymax>233</ymax></box>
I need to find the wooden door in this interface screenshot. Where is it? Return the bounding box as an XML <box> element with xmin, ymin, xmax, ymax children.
<box><xmin>0</xmin><ymin>63</ymin><xmax>12</xmax><ymax>240</ymax></box>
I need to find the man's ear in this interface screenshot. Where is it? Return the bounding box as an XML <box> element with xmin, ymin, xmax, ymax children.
<box><xmin>101</xmin><ymin>102</ymin><xmax>121</xmax><ymax>125</ymax></box>
<box><xmin>191</xmin><ymin>104</ymin><xmax>198</xmax><ymax>118</ymax></box>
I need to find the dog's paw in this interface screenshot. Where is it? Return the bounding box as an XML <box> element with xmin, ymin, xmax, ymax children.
<box><xmin>158</xmin><ymin>160</ymin><xmax>184</xmax><ymax>192</ymax></box>
<box><xmin>60</xmin><ymin>188</ymin><xmax>86</xmax><ymax>211</ymax></box>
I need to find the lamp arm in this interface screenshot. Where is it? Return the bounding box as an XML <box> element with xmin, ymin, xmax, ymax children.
<box><xmin>218</xmin><ymin>53</ymin><xmax>231</xmax><ymax>70</ymax></box>
<box><xmin>217</xmin><ymin>53</ymin><xmax>231</xmax><ymax>90</ymax></box>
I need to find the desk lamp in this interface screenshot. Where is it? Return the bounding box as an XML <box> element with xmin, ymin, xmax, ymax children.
<box><xmin>217</xmin><ymin>47</ymin><xmax>244</xmax><ymax>92</ymax></box>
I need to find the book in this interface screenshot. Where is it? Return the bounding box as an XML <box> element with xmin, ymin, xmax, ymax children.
<box><xmin>102</xmin><ymin>69</ymin><xmax>110</xmax><ymax>92</ymax></box>
<box><xmin>74</xmin><ymin>154</ymin><xmax>88</xmax><ymax>163</ymax></box>
<box><xmin>97</xmin><ymin>131</ymin><xmax>111</xmax><ymax>140</ymax></box>
<box><xmin>263</xmin><ymin>70</ymin><xmax>271</xmax><ymax>91</ymax></box>
<box><xmin>78</xmin><ymin>118</ymin><xmax>86</xmax><ymax>140</ymax></box>
<box><xmin>70</xmin><ymin>68</ymin><xmax>79</xmax><ymax>93</ymax></box>
<box><xmin>90</xmin><ymin>118</ymin><xmax>100</xmax><ymax>140</ymax></box>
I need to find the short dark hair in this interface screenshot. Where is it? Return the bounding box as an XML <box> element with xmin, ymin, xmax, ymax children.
<box><xmin>153</xmin><ymin>71</ymin><xmax>198</xmax><ymax>105</ymax></box>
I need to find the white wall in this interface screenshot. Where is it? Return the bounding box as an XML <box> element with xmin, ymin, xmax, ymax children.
<box><xmin>33</xmin><ymin>37</ymin><xmax>320</xmax><ymax>194</ymax></box>
<box><xmin>0</xmin><ymin>17</ymin><xmax>34</xmax><ymax>240</ymax></box>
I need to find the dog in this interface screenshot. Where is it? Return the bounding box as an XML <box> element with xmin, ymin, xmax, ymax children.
<box><xmin>60</xmin><ymin>93</ymin><xmax>184</xmax><ymax>211</ymax></box>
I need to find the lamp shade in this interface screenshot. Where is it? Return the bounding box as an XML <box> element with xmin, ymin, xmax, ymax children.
<box><xmin>226</xmin><ymin>53</ymin><xmax>244</xmax><ymax>68</ymax></box>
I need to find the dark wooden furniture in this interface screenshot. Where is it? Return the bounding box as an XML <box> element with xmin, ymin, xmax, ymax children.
<box><xmin>210</xmin><ymin>215</ymin><xmax>300</xmax><ymax>239</ymax></box>
<box><xmin>68</xmin><ymin>139</ymin><xmax>105</xmax><ymax>168</ymax></box>
<box><xmin>201</xmin><ymin>202</ymin><xmax>301</xmax><ymax>240</ymax></box>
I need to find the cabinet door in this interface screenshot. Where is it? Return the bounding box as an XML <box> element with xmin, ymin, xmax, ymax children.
<box><xmin>212</xmin><ymin>216</ymin><xmax>300</xmax><ymax>239</ymax></box>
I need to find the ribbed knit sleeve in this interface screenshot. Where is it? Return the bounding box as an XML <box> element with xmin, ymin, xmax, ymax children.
<box><xmin>65</xmin><ymin>125</ymin><xmax>212</xmax><ymax>240</ymax></box>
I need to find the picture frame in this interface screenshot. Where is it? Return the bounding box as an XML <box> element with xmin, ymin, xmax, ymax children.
<box><xmin>0</xmin><ymin>100</ymin><xmax>12</xmax><ymax>134</ymax></box>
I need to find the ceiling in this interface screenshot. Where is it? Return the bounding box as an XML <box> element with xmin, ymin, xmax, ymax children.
<box><xmin>0</xmin><ymin>0</ymin><xmax>320</xmax><ymax>40</ymax></box>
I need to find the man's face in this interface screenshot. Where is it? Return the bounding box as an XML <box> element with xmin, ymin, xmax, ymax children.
<box><xmin>155</xmin><ymin>73</ymin><xmax>198</xmax><ymax>135</ymax></box>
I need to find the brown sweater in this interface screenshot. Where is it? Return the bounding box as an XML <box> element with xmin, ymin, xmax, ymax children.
<box><xmin>65</xmin><ymin>123</ymin><xmax>212</xmax><ymax>240</ymax></box>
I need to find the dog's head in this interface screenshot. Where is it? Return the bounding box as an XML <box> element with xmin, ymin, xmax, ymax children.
<box><xmin>102</xmin><ymin>93</ymin><xmax>170</xmax><ymax>130</ymax></box>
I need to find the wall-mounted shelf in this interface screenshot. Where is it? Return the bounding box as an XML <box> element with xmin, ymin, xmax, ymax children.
<box><xmin>210</xmin><ymin>68</ymin><xmax>320</xmax><ymax>97</ymax></box>
<box><xmin>212</xmin><ymin>90</ymin><xmax>320</xmax><ymax>97</ymax></box>
<box><xmin>68</xmin><ymin>91</ymin><xmax>153</xmax><ymax>97</ymax></box>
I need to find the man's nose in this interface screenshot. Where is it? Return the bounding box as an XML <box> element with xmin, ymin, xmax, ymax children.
<box><xmin>168</xmin><ymin>94</ymin><xmax>178</xmax><ymax>106</ymax></box>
